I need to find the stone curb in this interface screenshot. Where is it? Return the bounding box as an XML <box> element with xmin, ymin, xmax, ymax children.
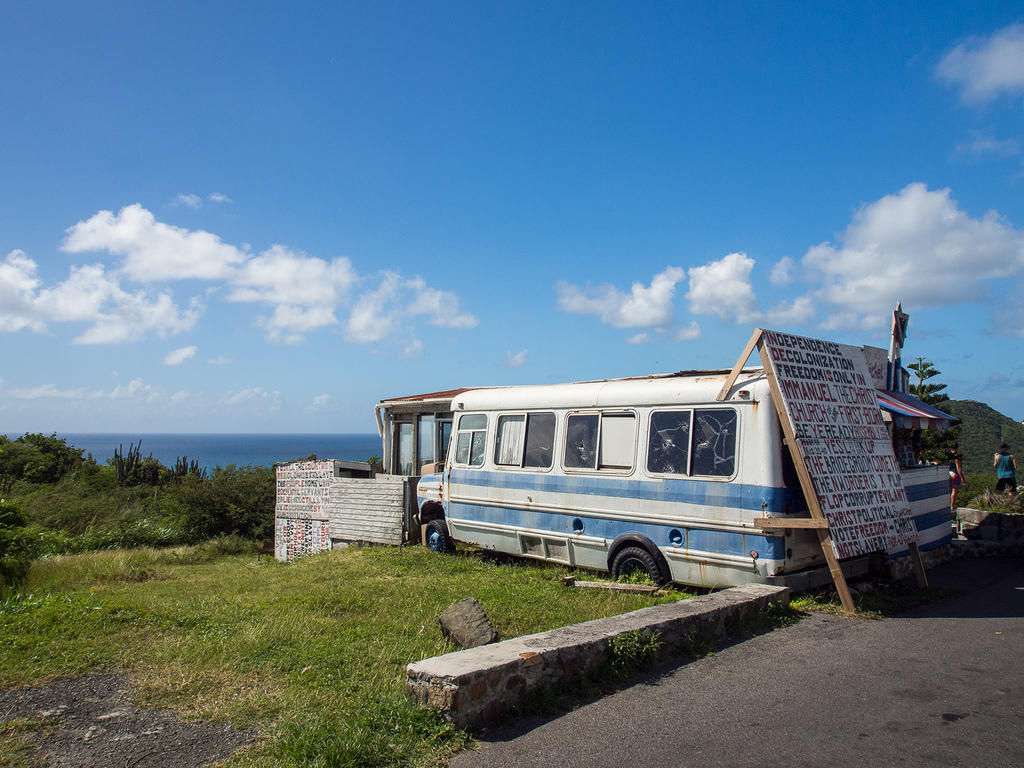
<box><xmin>406</xmin><ymin>583</ymin><xmax>789</xmax><ymax>729</ymax></box>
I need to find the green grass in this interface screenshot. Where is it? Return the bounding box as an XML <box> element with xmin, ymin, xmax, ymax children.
<box><xmin>0</xmin><ymin>718</ymin><xmax>49</xmax><ymax>768</ymax></box>
<box><xmin>0</xmin><ymin>543</ymin><xmax>693</xmax><ymax>767</ymax></box>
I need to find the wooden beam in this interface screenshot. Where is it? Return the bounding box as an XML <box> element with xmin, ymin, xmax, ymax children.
<box><xmin>717</xmin><ymin>328</ymin><xmax>764</xmax><ymax>401</ymax></box>
<box><xmin>908</xmin><ymin>540</ymin><xmax>928</xmax><ymax>588</ymax></box>
<box><xmin>754</xmin><ymin>517</ymin><xmax>829</xmax><ymax>529</ymax></box>
<box><xmin>756</xmin><ymin>339</ymin><xmax>857</xmax><ymax>615</ymax></box>
<box><xmin>560</xmin><ymin>576</ymin><xmax>659</xmax><ymax>594</ymax></box>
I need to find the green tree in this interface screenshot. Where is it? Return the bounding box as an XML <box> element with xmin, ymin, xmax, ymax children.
<box><xmin>907</xmin><ymin>357</ymin><xmax>959</xmax><ymax>462</ymax></box>
<box><xmin>908</xmin><ymin>357</ymin><xmax>950</xmax><ymax>406</ymax></box>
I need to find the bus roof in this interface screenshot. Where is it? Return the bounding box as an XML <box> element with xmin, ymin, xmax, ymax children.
<box><xmin>451</xmin><ymin>369</ymin><xmax>768</xmax><ymax>411</ymax></box>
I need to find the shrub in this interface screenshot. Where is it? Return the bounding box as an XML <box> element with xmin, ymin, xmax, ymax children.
<box><xmin>959</xmin><ymin>473</ymin><xmax>1023</xmax><ymax>513</ymax></box>
<box><xmin>966</xmin><ymin>489</ymin><xmax>1023</xmax><ymax>515</ymax></box>
<box><xmin>607</xmin><ymin>629</ymin><xmax>662</xmax><ymax>678</ymax></box>
<box><xmin>172</xmin><ymin>465</ymin><xmax>275</xmax><ymax>540</ymax></box>
<box><xmin>958</xmin><ymin>472</ymin><xmax>994</xmax><ymax>507</ymax></box>
<box><xmin>0</xmin><ymin>433</ymin><xmax>86</xmax><ymax>487</ymax></box>
<box><xmin>0</xmin><ymin>501</ymin><xmax>33</xmax><ymax>592</ymax></box>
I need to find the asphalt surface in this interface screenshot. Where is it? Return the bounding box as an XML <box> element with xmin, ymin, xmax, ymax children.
<box><xmin>451</xmin><ymin>557</ymin><xmax>1024</xmax><ymax>768</ymax></box>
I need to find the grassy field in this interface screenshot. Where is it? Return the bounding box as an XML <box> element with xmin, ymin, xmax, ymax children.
<box><xmin>0</xmin><ymin>542</ymin><xmax>693</xmax><ymax>767</ymax></box>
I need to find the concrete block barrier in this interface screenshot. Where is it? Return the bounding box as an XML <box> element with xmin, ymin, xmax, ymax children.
<box><xmin>406</xmin><ymin>583</ymin><xmax>789</xmax><ymax>729</ymax></box>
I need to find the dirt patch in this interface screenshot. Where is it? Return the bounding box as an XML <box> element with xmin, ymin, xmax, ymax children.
<box><xmin>0</xmin><ymin>672</ymin><xmax>256</xmax><ymax>767</ymax></box>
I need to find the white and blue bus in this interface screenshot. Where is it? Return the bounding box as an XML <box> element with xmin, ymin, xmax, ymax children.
<box><xmin>413</xmin><ymin>370</ymin><xmax>953</xmax><ymax>589</ymax></box>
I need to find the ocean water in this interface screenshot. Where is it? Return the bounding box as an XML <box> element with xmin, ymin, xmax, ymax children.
<box><xmin>12</xmin><ymin>433</ymin><xmax>382</xmax><ymax>471</ymax></box>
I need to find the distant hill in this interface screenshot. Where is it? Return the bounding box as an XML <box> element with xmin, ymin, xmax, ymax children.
<box><xmin>943</xmin><ymin>399</ymin><xmax>1024</xmax><ymax>476</ymax></box>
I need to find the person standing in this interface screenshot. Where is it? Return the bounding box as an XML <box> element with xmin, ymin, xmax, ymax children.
<box><xmin>994</xmin><ymin>443</ymin><xmax>1017</xmax><ymax>496</ymax></box>
<box><xmin>948</xmin><ymin>447</ymin><xmax>964</xmax><ymax>512</ymax></box>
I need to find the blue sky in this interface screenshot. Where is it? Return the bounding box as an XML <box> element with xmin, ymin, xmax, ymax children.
<box><xmin>2</xmin><ymin>2</ymin><xmax>1023</xmax><ymax>433</ymax></box>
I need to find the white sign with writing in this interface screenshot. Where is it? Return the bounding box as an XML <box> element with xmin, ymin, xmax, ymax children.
<box><xmin>760</xmin><ymin>329</ymin><xmax>917</xmax><ymax>559</ymax></box>
<box><xmin>276</xmin><ymin>459</ymin><xmax>335</xmax><ymax>520</ymax></box>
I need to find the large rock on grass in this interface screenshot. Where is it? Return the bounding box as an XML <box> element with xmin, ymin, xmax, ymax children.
<box><xmin>439</xmin><ymin>597</ymin><xmax>500</xmax><ymax>649</ymax></box>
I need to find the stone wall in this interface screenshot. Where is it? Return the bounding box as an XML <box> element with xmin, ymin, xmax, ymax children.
<box><xmin>957</xmin><ymin>507</ymin><xmax>1024</xmax><ymax>544</ymax></box>
<box><xmin>406</xmin><ymin>583</ymin><xmax>789</xmax><ymax>729</ymax></box>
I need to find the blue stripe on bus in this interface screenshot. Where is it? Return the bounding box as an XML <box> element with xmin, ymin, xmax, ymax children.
<box><xmin>890</xmin><ymin>530</ymin><xmax>953</xmax><ymax>558</ymax></box>
<box><xmin>912</xmin><ymin>507</ymin><xmax>952</xmax><ymax>533</ymax></box>
<box><xmin>905</xmin><ymin>479</ymin><xmax>950</xmax><ymax>503</ymax></box>
<box><xmin>448</xmin><ymin>501</ymin><xmax>787</xmax><ymax>560</ymax></box>
<box><xmin>449</xmin><ymin>469</ymin><xmax>804</xmax><ymax>515</ymax></box>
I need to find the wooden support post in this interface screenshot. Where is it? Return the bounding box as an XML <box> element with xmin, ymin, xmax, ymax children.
<box><xmin>754</xmin><ymin>517</ymin><xmax>829</xmax><ymax>529</ymax></box>
<box><xmin>908</xmin><ymin>541</ymin><xmax>928</xmax><ymax>588</ymax></box>
<box><xmin>717</xmin><ymin>328</ymin><xmax>763</xmax><ymax>401</ymax></box>
<box><xmin>755</xmin><ymin>340</ymin><xmax>857</xmax><ymax>615</ymax></box>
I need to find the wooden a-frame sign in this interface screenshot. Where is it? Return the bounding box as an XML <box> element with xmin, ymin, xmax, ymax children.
<box><xmin>719</xmin><ymin>328</ymin><xmax>926</xmax><ymax>614</ymax></box>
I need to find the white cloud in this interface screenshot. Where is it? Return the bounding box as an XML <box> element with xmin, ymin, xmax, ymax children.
<box><xmin>309</xmin><ymin>393</ymin><xmax>334</xmax><ymax>411</ymax></box>
<box><xmin>0</xmin><ymin>382</ymin><xmax>89</xmax><ymax>400</ymax></box>
<box><xmin>230</xmin><ymin>245</ymin><xmax>355</xmax><ymax>307</ymax></box>
<box><xmin>164</xmin><ymin>345</ymin><xmax>197</xmax><ymax>365</ymax></box>
<box><xmin>400</xmin><ymin>338</ymin><xmax>425</xmax><ymax>358</ymax></box>
<box><xmin>108</xmin><ymin>377</ymin><xmax>161</xmax><ymax>402</ymax></box>
<box><xmin>686</xmin><ymin>252</ymin><xmax>762</xmax><ymax>324</ymax></box>
<box><xmin>685</xmin><ymin>253</ymin><xmax>815</xmax><ymax>328</ymax></box>
<box><xmin>345</xmin><ymin>272</ymin><xmax>477</xmax><ymax>347</ymax></box>
<box><xmin>229</xmin><ymin>244</ymin><xmax>357</xmax><ymax>343</ymax></box>
<box><xmin>172</xmin><ymin>193</ymin><xmax>202</xmax><ymax>209</ymax></box>
<box><xmin>0</xmin><ymin>250</ymin><xmax>201</xmax><ymax>344</ymax></box>
<box><xmin>769</xmin><ymin>256</ymin><xmax>795</xmax><ymax>286</ymax></box>
<box><xmin>9</xmin><ymin>206</ymin><xmax>479</xmax><ymax>353</ymax></box>
<box><xmin>62</xmin><ymin>203</ymin><xmax>245</xmax><ymax>282</ymax></box>
<box><xmin>626</xmin><ymin>333</ymin><xmax>649</xmax><ymax>345</ymax></box>
<box><xmin>0</xmin><ymin>250</ymin><xmax>46</xmax><ymax>333</ymax></box>
<box><xmin>672</xmin><ymin>321</ymin><xmax>702</xmax><ymax>341</ymax></box>
<box><xmin>763</xmin><ymin>296</ymin><xmax>815</xmax><ymax>325</ymax></box>
<box><xmin>0</xmin><ymin>377</ymin><xmax>174</xmax><ymax>404</ymax></box>
<box><xmin>207</xmin><ymin>355</ymin><xmax>231</xmax><ymax>365</ymax></box>
<box><xmin>556</xmin><ymin>266</ymin><xmax>685</xmax><ymax>329</ymax></box>
<box><xmin>69</xmin><ymin>291</ymin><xmax>201</xmax><ymax>345</ymax></box>
<box><xmin>405</xmin><ymin>277</ymin><xmax>479</xmax><ymax>329</ymax></box>
<box><xmin>221</xmin><ymin>387</ymin><xmax>283</xmax><ymax>410</ymax></box>
<box><xmin>954</xmin><ymin>131</ymin><xmax>1020</xmax><ymax>158</ymax></box>
<box><xmin>208</xmin><ymin>192</ymin><xmax>232</xmax><ymax>204</ymax></box>
<box><xmin>505</xmin><ymin>349</ymin><xmax>528</xmax><ymax>366</ymax></box>
<box><xmin>803</xmin><ymin>182</ymin><xmax>1024</xmax><ymax>329</ymax></box>
<box><xmin>936</xmin><ymin>23</ymin><xmax>1024</xmax><ymax>103</ymax></box>
<box><xmin>257</xmin><ymin>304</ymin><xmax>339</xmax><ymax>344</ymax></box>
<box><xmin>346</xmin><ymin>272</ymin><xmax>401</xmax><ymax>343</ymax></box>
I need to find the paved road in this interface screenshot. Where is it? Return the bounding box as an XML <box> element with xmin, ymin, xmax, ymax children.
<box><xmin>452</xmin><ymin>557</ymin><xmax>1024</xmax><ymax>768</ymax></box>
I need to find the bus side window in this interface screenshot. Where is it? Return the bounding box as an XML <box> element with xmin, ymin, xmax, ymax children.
<box><xmin>691</xmin><ymin>409</ymin><xmax>736</xmax><ymax>477</ymax></box>
<box><xmin>648</xmin><ymin>410</ymin><xmax>691</xmax><ymax>474</ymax></box>
<box><xmin>565</xmin><ymin>412</ymin><xmax>636</xmax><ymax>471</ymax></box>
<box><xmin>523</xmin><ymin>412</ymin><xmax>555</xmax><ymax>468</ymax></box>
<box><xmin>455</xmin><ymin>414</ymin><xmax>488</xmax><ymax>466</ymax></box>
<box><xmin>598</xmin><ymin>414</ymin><xmax>635</xmax><ymax>469</ymax></box>
<box><xmin>565</xmin><ymin>414</ymin><xmax>598</xmax><ymax>469</ymax></box>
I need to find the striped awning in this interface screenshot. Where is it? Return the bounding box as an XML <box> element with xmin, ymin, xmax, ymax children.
<box><xmin>876</xmin><ymin>389</ymin><xmax>957</xmax><ymax>430</ymax></box>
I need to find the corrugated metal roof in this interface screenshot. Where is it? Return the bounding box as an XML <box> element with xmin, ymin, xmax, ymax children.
<box><xmin>378</xmin><ymin>387</ymin><xmax>477</xmax><ymax>404</ymax></box>
<box><xmin>876</xmin><ymin>390</ymin><xmax>957</xmax><ymax>430</ymax></box>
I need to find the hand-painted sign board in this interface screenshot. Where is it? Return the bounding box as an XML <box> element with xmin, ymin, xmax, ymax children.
<box><xmin>275</xmin><ymin>459</ymin><xmax>336</xmax><ymax>520</ymax></box>
<box><xmin>758</xmin><ymin>329</ymin><xmax>917</xmax><ymax>560</ymax></box>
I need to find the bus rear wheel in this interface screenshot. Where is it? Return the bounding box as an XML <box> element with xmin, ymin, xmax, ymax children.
<box><xmin>424</xmin><ymin>519</ymin><xmax>454</xmax><ymax>554</ymax></box>
<box><xmin>611</xmin><ymin>546</ymin><xmax>668</xmax><ymax>585</ymax></box>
